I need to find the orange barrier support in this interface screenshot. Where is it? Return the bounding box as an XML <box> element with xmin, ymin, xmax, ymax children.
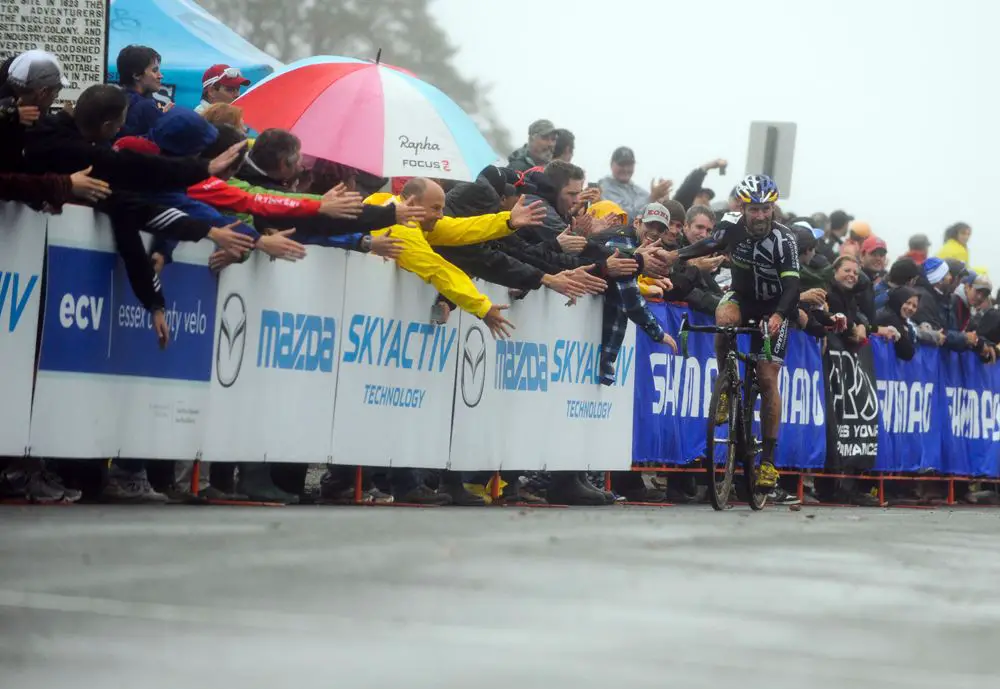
<box><xmin>491</xmin><ymin>471</ymin><xmax>501</xmax><ymax>502</ymax></box>
<box><xmin>605</xmin><ymin>471</ymin><xmax>613</xmax><ymax>494</ymax></box>
<box><xmin>190</xmin><ymin>459</ymin><xmax>200</xmax><ymax>497</ymax></box>
<box><xmin>354</xmin><ymin>465</ymin><xmax>363</xmax><ymax>505</ymax></box>
<box><xmin>947</xmin><ymin>478</ymin><xmax>955</xmax><ymax>506</ymax></box>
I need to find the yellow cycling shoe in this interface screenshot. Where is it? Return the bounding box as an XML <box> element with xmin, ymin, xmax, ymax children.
<box><xmin>714</xmin><ymin>390</ymin><xmax>731</xmax><ymax>425</ymax></box>
<box><xmin>756</xmin><ymin>462</ymin><xmax>780</xmax><ymax>490</ymax></box>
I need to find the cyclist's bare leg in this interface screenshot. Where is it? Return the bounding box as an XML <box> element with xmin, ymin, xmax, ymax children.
<box><xmin>714</xmin><ymin>301</ymin><xmax>741</xmax><ymax>364</ymax></box>
<box><xmin>756</xmin><ymin>360</ymin><xmax>782</xmax><ymax>465</ymax></box>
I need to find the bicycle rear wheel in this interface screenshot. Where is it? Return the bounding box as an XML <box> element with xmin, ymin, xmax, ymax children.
<box><xmin>705</xmin><ymin>363</ymin><xmax>740</xmax><ymax>511</ymax></box>
<box><xmin>741</xmin><ymin>383</ymin><xmax>767</xmax><ymax>511</ymax></box>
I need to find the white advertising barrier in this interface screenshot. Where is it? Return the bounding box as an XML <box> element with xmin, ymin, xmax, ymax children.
<box><xmin>30</xmin><ymin>206</ymin><xmax>217</xmax><ymax>459</ymax></box>
<box><xmin>329</xmin><ymin>254</ymin><xmax>457</xmax><ymax>468</ymax></box>
<box><xmin>450</xmin><ymin>283</ymin><xmax>636</xmax><ymax>472</ymax></box>
<box><xmin>202</xmin><ymin>248</ymin><xmax>347</xmax><ymax>463</ymax></box>
<box><xmin>0</xmin><ymin>203</ymin><xmax>46</xmax><ymax>456</ymax></box>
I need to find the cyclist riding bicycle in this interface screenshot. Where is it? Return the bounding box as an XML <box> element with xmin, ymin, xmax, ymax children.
<box><xmin>674</xmin><ymin>174</ymin><xmax>800</xmax><ymax>490</ymax></box>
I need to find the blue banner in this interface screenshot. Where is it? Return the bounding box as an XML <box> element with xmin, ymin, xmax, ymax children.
<box><xmin>38</xmin><ymin>246</ymin><xmax>216</xmax><ymax>382</ymax></box>
<box><xmin>871</xmin><ymin>339</ymin><xmax>943</xmax><ymax>473</ymax></box>
<box><xmin>633</xmin><ymin>303</ymin><xmax>826</xmax><ymax>469</ymax></box>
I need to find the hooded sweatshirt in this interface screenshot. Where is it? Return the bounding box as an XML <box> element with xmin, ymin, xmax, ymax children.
<box><xmin>876</xmin><ymin>286</ymin><xmax>919</xmax><ymax>361</ymax></box>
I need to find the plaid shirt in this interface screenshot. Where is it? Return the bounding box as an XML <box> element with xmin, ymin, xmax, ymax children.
<box><xmin>600</xmin><ymin>228</ymin><xmax>665</xmax><ymax>370</ymax></box>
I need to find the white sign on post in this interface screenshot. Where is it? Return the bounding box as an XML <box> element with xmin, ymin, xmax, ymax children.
<box><xmin>203</xmin><ymin>249</ymin><xmax>347</xmax><ymax>464</ymax></box>
<box><xmin>0</xmin><ymin>0</ymin><xmax>110</xmax><ymax>107</ymax></box>
<box><xmin>449</xmin><ymin>284</ymin><xmax>636</xmax><ymax>472</ymax></box>
<box><xmin>0</xmin><ymin>203</ymin><xmax>46</xmax><ymax>456</ymax></box>
<box><xmin>30</xmin><ymin>206</ymin><xmax>216</xmax><ymax>459</ymax></box>
<box><xmin>329</xmin><ymin>254</ymin><xmax>458</xmax><ymax>468</ymax></box>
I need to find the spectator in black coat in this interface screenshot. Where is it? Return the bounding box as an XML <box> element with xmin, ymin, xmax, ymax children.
<box><xmin>876</xmin><ymin>286</ymin><xmax>921</xmax><ymax>361</ymax></box>
<box><xmin>826</xmin><ymin>256</ymin><xmax>869</xmax><ymax>351</ymax></box>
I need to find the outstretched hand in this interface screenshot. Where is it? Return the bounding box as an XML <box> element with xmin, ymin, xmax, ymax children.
<box><xmin>508</xmin><ymin>196</ymin><xmax>547</xmax><ymax>229</ymax></box>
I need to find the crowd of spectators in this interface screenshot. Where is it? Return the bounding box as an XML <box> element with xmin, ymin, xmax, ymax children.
<box><xmin>1</xmin><ymin>48</ymin><xmax>997</xmax><ymax>507</ymax></box>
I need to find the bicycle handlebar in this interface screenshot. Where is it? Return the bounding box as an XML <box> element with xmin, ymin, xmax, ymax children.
<box><xmin>678</xmin><ymin>315</ymin><xmax>773</xmax><ymax>362</ymax></box>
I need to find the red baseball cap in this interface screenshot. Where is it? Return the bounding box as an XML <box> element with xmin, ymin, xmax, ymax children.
<box><xmin>113</xmin><ymin>136</ymin><xmax>162</xmax><ymax>155</ymax></box>
<box><xmin>862</xmin><ymin>235</ymin><xmax>887</xmax><ymax>254</ymax></box>
<box><xmin>202</xmin><ymin>64</ymin><xmax>250</xmax><ymax>89</ymax></box>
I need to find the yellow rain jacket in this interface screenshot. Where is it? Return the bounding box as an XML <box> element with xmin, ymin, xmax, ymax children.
<box><xmin>364</xmin><ymin>194</ymin><xmax>515</xmax><ymax>318</ymax></box>
<box><xmin>937</xmin><ymin>238</ymin><xmax>970</xmax><ymax>265</ymax></box>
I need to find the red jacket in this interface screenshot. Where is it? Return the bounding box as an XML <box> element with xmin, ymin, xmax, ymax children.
<box><xmin>186</xmin><ymin>177</ymin><xmax>321</xmax><ymax>217</ymax></box>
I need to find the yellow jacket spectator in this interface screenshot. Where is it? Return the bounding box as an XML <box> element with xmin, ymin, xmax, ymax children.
<box><xmin>937</xmin><ymin>222</ymin><xmax>972</xmax><ymax>265</ymax></box>
<box><xmin>364</xmin><ymin>178</ymin><xmax>547</xmax><ymax>338</ymax></box>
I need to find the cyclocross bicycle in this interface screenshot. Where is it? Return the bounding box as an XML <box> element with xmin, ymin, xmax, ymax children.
<box><xmin>679</xmin><ymin>316</ymin><xmax>772</xmax><ymax>511</ymax></box>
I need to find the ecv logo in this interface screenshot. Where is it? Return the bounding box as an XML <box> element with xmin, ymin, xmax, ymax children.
<box><xmin>59</xmin><ymin>293</ymin><xmax>104</xmax><ymax>331</ymax></box>
<box><xmin>0</xmin><ymin>271</ymin><xmax>38</xmax><ymax>333</ymax></box>
<box><xmin>257</xmin><ymin>309</ymin><xmax>335</xmax><ymax>373</ymax></box>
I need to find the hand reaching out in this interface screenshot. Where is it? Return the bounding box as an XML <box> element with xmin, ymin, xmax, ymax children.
<box><xmin>257</xmin><ymin>229</ymin><xmax>307</xmax><ymax>261</ymax></box>
<box><xmin>17</xmin><ymin>103</ymin><xmax>40</xmax><ymax>126</ymax></box>
<box><xmin>208</xmin><ymin>221</ymin><xmax>256</xmax><ymax>255</ymax></box>
<box><xmin>369</xmin><ymin>229</ymin><xmax>403</xmax><ymax>259</ymax></box>
<box><xmin>207</xmin><ymin>141</ymin><xmax>248</xmax><ymax>177</ymax></box>
<box><xmin>508</xmin><ymin>196</ymin><xmax>548</xmax><ymax>228</ymax></box>
<box><xmin>152</xmin><ymin>309</ymin><xmax>170</xmax><ymax>350</ymax></box>
<box><xmin>660</xmin><ymin>333</ymin><xmax>678</xmax><ymax>353</ymax></box>
<box><xmin>394</xmin><ymin>196</ymin><xmax>426</xmax><ymax>225</ymax></box>
<box><xmin>70</xmin><ymin>166</ymin><xmax>111</xmax><ymax>203</ymax></box>
<box><xmin>605</xmin><ymin>249</ymin><xmax>639</xmax><ymax>278</ymax></box>
<box><xmin>556</xmin><ymin>227</ymin><xmax>587</xmax><ymax>254</ymax></box>
<box><xmin>483</xmin><ymin>304</ymin><xmax>515</xmax><ymax>340</ymax></box>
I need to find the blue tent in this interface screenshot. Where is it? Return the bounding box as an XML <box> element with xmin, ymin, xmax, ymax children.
<box><xmin>107</xmin><ymin>0</ymin><xmax>281</xmax><ymax>109</ymax></box>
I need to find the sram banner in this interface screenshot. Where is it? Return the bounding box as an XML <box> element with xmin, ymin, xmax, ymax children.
<box><xmin>203</xmin><ymin>249</ymin><xmax>346</xmax><ymax>464</ymax></box>
<box><xmin>0</xmin><ymin>203</ymin><xmax>45</xmax><ymax>455</ymax></box>
<box><xmin>633</xmin><ymin>304</ymin><xmax>826</xmax><ymax>469</ymax></box>
<box><xmin>450</xmin><ymin>284</ymin><xmax>635</xmax><ymax>472</ymax></box>
<box><xmin>30</xmin><ymin>206</ymin><xmax>216</xmax><ymax>459</ymax></box>
<box><xmin>329</xmin><ymin>254</ymin><xmax>457</xmax><ymax>468</ymax></box>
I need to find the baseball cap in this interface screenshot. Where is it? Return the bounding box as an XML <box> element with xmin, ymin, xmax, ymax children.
<box><xmin>945</xmin><ymin>258</ymin><xmax>968</xmax><ymax>278</ymax></box>
<box><xmin>202</xmin><ymin>64</ymin><xmax>250</xmax><ymax>90</ymax></box>
<box><xmin>150</xmin><ymin>107</ymin><xmax>219</xmax><ymax>157</ymax></box>
<box><xmin>611</xmin><ymin>146</ymin><xmax>636</xmax><ymax>165</ymax></box>
<box><xmin>829</xmin><ymin>209</ymin><xmax>854</xmax><ymax>229</ymax></box>
<box><xmin>972</xmin><ymin>274</ymin><xmax>993</xmax><ymax>293</ymax></box>
<box><xmin>697</xmin><ymin>188</ymin><xmax>716</xmax><ymax>201</ymax></box>
<box><xmin>112</xmin><ymin>136</ymin><xmax>162</xmax><ymax>155</ymax></box>
<box><xmin>7</xmin><ymin>50</ymin><xmax>70</xmax><ymax>91</ymax></box>
<box><xmin>861</xmin><ymin>236</ymin><xmax>887</xmax><ymax>254</ymax></box>
<box><xmin>528</xmin><ymin>119</ymin><xmax>556</xmax><ymax>138</ymax></box>
<box><xmin>792</xmin><ymin>226</ymin><xmax>817</xmax><ymax>254</ymax></box>
<box><xmin>640</xmin><ymin>202</ymin><xmax>670</xmax><ymax>227</ymax></box>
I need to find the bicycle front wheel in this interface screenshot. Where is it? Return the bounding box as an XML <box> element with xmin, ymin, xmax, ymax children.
<box><xmin>705</xmin><ymin>364</ymin><xmax>740</xmax><ymax>511</ymax></box>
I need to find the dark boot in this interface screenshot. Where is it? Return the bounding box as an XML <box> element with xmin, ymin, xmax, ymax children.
<box><xmin>547</xmin><ymin>472</ymin><xmax>608</xmax><ymax>506</ymax></box>
<box><xmin>237</xmin><ymin>464</ymin><xmax>299</xmax><ymax>504</ymax></box>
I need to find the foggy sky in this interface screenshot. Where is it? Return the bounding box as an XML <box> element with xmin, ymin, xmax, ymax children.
<box><xmin>435</xmin><ymin>0</ymin><xmax>998</xmax><ymax>281</ymax></box>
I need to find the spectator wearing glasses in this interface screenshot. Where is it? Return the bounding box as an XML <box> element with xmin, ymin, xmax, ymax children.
<box><xmin>195</xmin><ymin>64</ymin><xmax>250</xmax><ymax>114</ymax></box>
<box><xmin>116</xmin><ymin>45</ymin><xmax>168</xmax><ymax>138</ymax></box>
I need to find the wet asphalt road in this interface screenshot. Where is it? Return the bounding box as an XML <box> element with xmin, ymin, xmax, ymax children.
<box><xmin>1</xmin><ymin>504</ymin><xmax>999</xmax><ymax>688</ymax></box>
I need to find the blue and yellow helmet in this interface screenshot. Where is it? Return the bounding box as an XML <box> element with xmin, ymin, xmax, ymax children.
<box><xmin>735</xmin><ymin>174</ymin><xmax>779</xmax><ymax>204</ymax></box>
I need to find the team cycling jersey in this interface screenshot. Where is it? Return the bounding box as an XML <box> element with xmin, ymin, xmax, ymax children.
<box><xmin>676</xmin><ymin>212</ymin><xmax>801</xmax><ymax>319</ymax></box>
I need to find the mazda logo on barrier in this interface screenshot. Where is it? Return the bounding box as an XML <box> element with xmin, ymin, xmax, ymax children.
<box><xmin>461</xmin><ymin>325</ymin><xmax>487</xmax><ymax>408</ymax></box>
<box><xmin>216</xmin><ymin>293</ymin><xmax>247</xmax><ymax>388</ymax></box>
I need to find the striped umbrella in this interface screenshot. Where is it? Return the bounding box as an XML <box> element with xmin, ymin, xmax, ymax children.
<box><xmin>234</xmin><ymin>56</ymin><xmax>499</xmax><ymax>181</ymax></box>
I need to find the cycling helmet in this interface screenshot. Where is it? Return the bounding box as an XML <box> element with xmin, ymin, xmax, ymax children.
<box><xmin>735</xmin><ymin>174</ymin><xmax>779</xmax><ymax>204</ymax></box>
